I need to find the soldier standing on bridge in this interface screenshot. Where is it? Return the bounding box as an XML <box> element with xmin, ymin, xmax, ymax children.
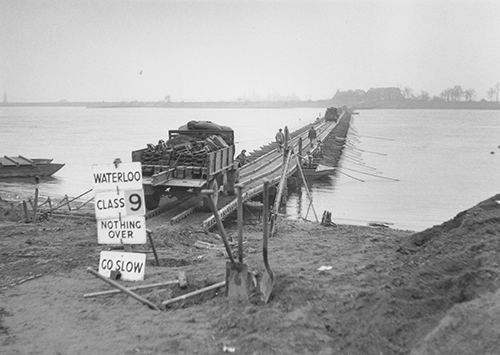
<box><xmin>308</xmin><ymin>126</ymin><xmax>317</xmax><ymax>148</ymax></box>
<box><xmin>236</xmin><ymin>149</ymin><xmax>247</xmax><ymax>167</ymax></box>
<box><xmin>275</xmin><ymin>128</ymin><xmax>285</xmax><ymax>152</ymax></box>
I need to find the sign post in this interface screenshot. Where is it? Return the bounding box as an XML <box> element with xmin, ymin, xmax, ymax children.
<box><xmin>92</xmin><ymin>161</ymin><xmax>148</xmax><ymax>281</ymax></box>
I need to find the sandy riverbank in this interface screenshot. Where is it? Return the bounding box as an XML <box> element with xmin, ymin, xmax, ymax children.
<box><xmin>1</xmin><ymin>194</ymin><xmax>499</xmax><ymax>354</ymax></box>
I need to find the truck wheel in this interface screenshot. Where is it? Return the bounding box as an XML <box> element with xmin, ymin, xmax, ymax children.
<box><xmin>202</xmin><ymin>179</ymin><xmax>219</xmax><ymax>211</ymax></box>
<box><xmin>145</xmin><ymin>187</ymin><xmax>163</xmax><ymax>210</ymax></box>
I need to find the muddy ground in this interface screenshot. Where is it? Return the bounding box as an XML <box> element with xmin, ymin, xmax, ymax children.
<box><xmin>1</xmin><ymin>194</ymin><xmax>500</xmax><ymax>354</ymax></box>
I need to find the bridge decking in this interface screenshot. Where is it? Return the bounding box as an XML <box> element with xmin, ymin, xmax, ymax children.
<box><xmin>201</xmin><ymin>110</ymin><xmax>350</xmax><ymax>230</ymax></box>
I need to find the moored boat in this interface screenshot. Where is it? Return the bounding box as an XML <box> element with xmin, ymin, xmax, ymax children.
<box><xmin>0</xmin><ymin>155</ymin><xmax>64</xmax><ymax>178</ymax></box>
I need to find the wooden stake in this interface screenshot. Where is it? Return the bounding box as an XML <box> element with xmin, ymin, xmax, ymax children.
<box><xmin>147</xmin><ymin>230</ymin><xmax>160</xmax><ymax>266</ymax></box>
<box><xmin>162</xmin><ymin>281</ymin><xmax>225</xmax><ymax>307</ymax></box>
<box><xmin>86</xmin><ymin>267</ymin><xmax>160</xmax><ymax>311</ymax></box>
<box><xmin>294</xmin><ymin>154</ymin><xmax>319</xmax><ymax>222</ymax></box>
<box><xmin>236</xmin><ymin>185</ymin><xmax>244</xmax><ymax>263</ymax></box>
<box><xmin>51</xmin><ymin>189</ymin><xmax>93</xmax><ymax>212</ymax></box>
<box><xmin>32</xmin><ymin>188</ymin><xmax>39</xmax><ymax>223</ymax></box>
<box><xmin>274</xmin><ymin>151</ymin><xmax>292</xmax><ymax>213</ymax></box>
<box><xmin>271</xmin><ymin>151</ymin><xmax>292</xmax><ymax>236</ymax></box>
<box><xmin>75</xmin><ymin>196</ymin><xmax>94</xmax><ymax>210</ymax></box>
<box><xmin>22</xmin><ymin>200</ymin><xmax>29</xmax><ymax>223</ymax></box>
<box><xmin>65</xmin><ymin>194</ymin><xmax>71</xmax><ymax>211</ymax></box>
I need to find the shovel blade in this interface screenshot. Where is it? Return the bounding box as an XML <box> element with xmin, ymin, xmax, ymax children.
<box><xmin>225</xmin><ymin>262</ymin><xmax>249</xmax><ymax>303</ymax></box>
<box><xmin>260</xmin><ymin>271</ymin><xmax>274</xmax><ymax>303</ymax></box>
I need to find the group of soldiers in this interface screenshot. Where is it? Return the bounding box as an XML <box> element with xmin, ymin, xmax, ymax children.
<box><xmin>235</xmin><ymin>125</ymin><xmax>321</xmax><ymax>168</ymax></box>
<box><xmin>275</xmin><ymin>126</ymin><xmax>317</xmax><ymax>150</ymax></box>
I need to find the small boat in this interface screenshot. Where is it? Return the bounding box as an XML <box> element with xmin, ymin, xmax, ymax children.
<box><xmin>0</xmin><ymin>155</ymin><xmax>64</xmax><ymax>178</ymax></box>
<box><xmin>368</xmin><ymin>221</ymin><xmax>393</xmax><ymax>228</ymax></box>
<box><xmin>302</xmin><ymin>163</ymin><xmax>335</xmax><ymax>178</ymax></box>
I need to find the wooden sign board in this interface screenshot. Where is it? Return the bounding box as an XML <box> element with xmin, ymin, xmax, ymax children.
<box><xmin>98</xmin><ymin>251</ymin><xmax>146</xmax><ymax>281</ymax></box>
<box><xmin>97</xmin><ymin>216</ymin><xmax>147</xmax><ymax>245</ymax></box>
<box><xmin>94</xmin><ymin>189</ymin><xmax>145</xmax><ymax>219</ymax></box>
<box><xmin>92</xmin><ymin>162</ymin><xmax>143</xmax><ymax>191</ymax></box>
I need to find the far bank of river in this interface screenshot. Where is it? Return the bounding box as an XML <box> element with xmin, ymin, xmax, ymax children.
<box><xmin>2</xmin><ymin>100</ymin><xmax>500</xmax><ymax>110</ymax></box>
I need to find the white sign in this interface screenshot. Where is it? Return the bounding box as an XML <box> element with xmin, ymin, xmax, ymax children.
<box><xmin>94</xmin><ymin>189</ymin><xmax>145</xmax><ymax>219</ymax></box>
<box><xmin>98</xmin><ymin>251</ymin><xmax>146</xmax><ymax>281</ymax></box>
<box><xmin>92</xmin><ymin>162</ymin><xmax>143</xmax><ymax>191</ymax></box>
<box><xmin>97</xmin><ymin>216</ymin><xmax>147</xmax><ymax>245</ymax></box>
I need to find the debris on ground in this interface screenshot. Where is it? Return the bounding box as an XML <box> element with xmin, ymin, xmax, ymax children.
<box><xmin>0</xmin><ymin>195</ymin><xmax>499</xmax><ymax>354</ymax></box>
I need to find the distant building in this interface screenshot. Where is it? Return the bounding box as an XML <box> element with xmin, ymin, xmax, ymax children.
<box><xmin>3</xmin><ymin>92</ymin><xmax>7</xmax><ymax>104</ymax></box>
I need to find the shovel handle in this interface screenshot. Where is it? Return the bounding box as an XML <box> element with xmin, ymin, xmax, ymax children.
<box><xmin>204</xmin><ymin>191</ymin><xmax>235</xmax><ymax>264</ymax></box>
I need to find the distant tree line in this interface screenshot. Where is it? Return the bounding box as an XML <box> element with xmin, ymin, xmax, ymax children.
<box><xmin>487</xmin><ymin>83</ymin><xmax>500</xmax><ymax>102</ymax></box>
<box><xmin>438</xmin><ymin>86</ymin><xmax>476</xmax><ymax>102</ymax></box>
<box><xmin>332</xmin><ymin>83</ymin><xmax>500</xmax><ymax>107</ymax></box>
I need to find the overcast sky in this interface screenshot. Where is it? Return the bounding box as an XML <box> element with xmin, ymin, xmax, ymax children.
<box><xmin>1</xmin><ymin>0</ymin><xmax>499</xmax><ymax>102</ymax></box>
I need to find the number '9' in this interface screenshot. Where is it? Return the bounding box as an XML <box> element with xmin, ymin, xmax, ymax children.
<box><xmin>128</xmin><ymin>193</ymin><xmax>142</xmax><ymax>211</ymax></box>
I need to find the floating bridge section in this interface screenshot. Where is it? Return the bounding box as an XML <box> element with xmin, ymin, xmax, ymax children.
<box><xmin>201</xmin><ymin>110</ymin><xmax>350</xmax><ymax>230</ymax></box>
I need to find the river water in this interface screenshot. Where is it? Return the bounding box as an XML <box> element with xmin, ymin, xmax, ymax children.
<box><xmin>1</xmin><ymin>107</ymin><xmax>498</xmax><ymax>231</ymax></box>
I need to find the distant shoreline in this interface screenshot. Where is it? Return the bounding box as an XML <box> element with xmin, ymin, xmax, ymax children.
<box><xmin>2</xmin><ymin>100</ymin><xmax>500</xmax><ymax>110</ymax></box>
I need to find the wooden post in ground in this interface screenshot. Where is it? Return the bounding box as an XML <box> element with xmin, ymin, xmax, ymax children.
<box><xmin>65</xmin><ymin>194</ymin><xmax>71</xmax><ymax>211</ymax></box>
<box><xmin>22</xmin><ymin>200</ymin><xmax>29</xmax><ymax>223</ymax></box>
<box><xmin>32</xmin><ymin>188</ymin><xmax>39</xmax><ymax>223</ymax></box>
<box><xmin>147</xmin><ymin>229</ymin><xmax>160</xmax><ymax>266</ymax></box>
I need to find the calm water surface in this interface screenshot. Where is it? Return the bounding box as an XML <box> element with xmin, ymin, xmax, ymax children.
<box><xmin>1</xmin><ymin>107</ymin><xmax>498</xmax><ymax>231</ymax></box>
<box><xmin>288</xmin><ymin>109</ymin><xmax>500</xmax><ymax>230</ymax></box>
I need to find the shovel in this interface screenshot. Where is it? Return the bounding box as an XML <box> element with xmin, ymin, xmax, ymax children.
<box><xmin>202</xmin><ymin>189</ymin><xmax>249</xmax><ymax>302</ymax></box>
<box><xmin>260</xmin><ymin>179</ymin><xmax>274</xmax><ymax>303</ymax></box>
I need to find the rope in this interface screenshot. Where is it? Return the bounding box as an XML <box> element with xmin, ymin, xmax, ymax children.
<box><xmin>340</xmin><ymin>167</ymin><xmax>399</xmax><ymax>181</ymax></box>
<box><xmin>356</xmin><ymin>134</ymin><xmax>395</xmax><ymax>141</ymax></box>
<box><xmin>337</xmin><ymin>169</ymin><xmax>365</xmax><ymax>182</ymax></box>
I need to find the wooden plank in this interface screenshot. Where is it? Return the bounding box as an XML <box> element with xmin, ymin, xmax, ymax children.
<box><xmin>162</xmin><ymin>281</ymin><xmax>225</xmax><ymax>307</ymax></box>
<box><xmin>3</xmin><ymin>156</ymin><xmax>20</xmax><ymax>166</ymax></box>
<box><xmin>18</xmin><ymin>155</ymin><xmax>35</xmax><ymax>166</ymax></box>
<box><xmin>84</xmin><ymin>280</ymin><xmax>178</xmax><ymax>298</ymax></box>
<box><xmin>86</xmin><ymin>268</ymin><xmax>160</xmax><ymax>311</ymax></box>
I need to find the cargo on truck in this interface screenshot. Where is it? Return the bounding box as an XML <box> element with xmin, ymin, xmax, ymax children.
<box><xmin>132</xmin><ymin>121</ymin><xmax>238</xmax><ymax>210</ymax></box>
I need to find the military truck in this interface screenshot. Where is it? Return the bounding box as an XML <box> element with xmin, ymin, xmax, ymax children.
<box><xmin>324</xmin><ymin>107</ymin><xmax>339</xmax><ymax>122</ymax></box>
<box><xmin>132</xmin><ymin>121</ymin><xmax>238</xmax><ymax>210</ymax></box>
